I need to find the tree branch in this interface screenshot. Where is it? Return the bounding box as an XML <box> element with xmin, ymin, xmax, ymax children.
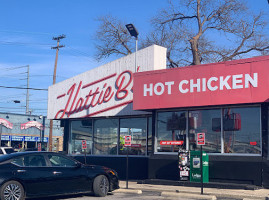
<box><xmin>161</xmin><ymin>15</ymin><xmax>197</xmax><ymax>24</ymax></box>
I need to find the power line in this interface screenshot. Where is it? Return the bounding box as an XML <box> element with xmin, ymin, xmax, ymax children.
<box><xmin>1</xmin><ymin>75</ymin><xmax>27</xmax><ymax>78</ymax></box>
<box><xmin>0</xmin><ymin>85</ymin><xmax>48</xmax><ymax>91</ymax></box>
<box><xmin>65</xmin><ymin>46</ymin><xmax>93</xmax><ymax>62</ymax></box>
<box><xmin>0</xmin><ymin>65</ymin><xmax>28</xmax><ymax>71</ymax></box>
<box><xmin>0</xmin><ymin>41</ymin><xmax>53</xmax><ymax>47</ymax></box>
<box><xmin>0</xmin><ymin>30</ymin><xmax>53</xmax><ymax>36</ymax></box>
<box><xmin>0</xmin><ymin>107</ymin><xmax>25</xmax><ymax>110</ymax></box>
<box><xmin>0</xmin><ymin>95</ymin><xmax>25</xmax><ymax>99</ymax></box>
<box><xmin>29</xmin><ymin>74</ymin><xmax>68</xmax><ymax>79</ymax></box>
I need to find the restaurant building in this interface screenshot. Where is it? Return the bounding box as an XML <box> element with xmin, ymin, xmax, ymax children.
<box><xmin>48</xmin><ymin>45</ymin><xmax>269</xmax><ymax>187</ymax></box>
<box><xmin>0</xmin><ymin>112</ymin><xmax>63</xmax><ymax>151</ymax></box>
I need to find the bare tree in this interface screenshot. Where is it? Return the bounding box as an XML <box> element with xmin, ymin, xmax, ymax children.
<box><xmin>94</xmin><ymin>15</ymin><xmax>134</xmax><ymax>61</ymax></box>
<box><xmin>94</xmin><ymin>1</ymin><xmax>269</xmax><ymax>67</ymax></box>
<box><xmin>149</xmin><ymin>0</ymin><xmax>269</xmax><ymax>67</ymax></box>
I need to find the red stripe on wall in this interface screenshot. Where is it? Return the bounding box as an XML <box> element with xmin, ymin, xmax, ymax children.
<box><xmin>57</xmin><ymin>94</ymin><xmax>66</xmax><ymax>99</ymax></box>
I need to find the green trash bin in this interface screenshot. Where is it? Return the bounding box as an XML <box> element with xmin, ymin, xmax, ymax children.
<box><xmin>190</xmin><ymin>151</ymin><xmax>209</xmax><ymax>183</ymax></box>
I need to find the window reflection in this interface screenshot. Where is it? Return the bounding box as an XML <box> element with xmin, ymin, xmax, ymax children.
<box><xmin>93</xmin><ymin>119</ymin><xmax>118</xmax><ymax>155</ymax></box>
<box><xmin>223</xmin><ymin>107</ymin><xmax>261</xmax><ymax>154</ymax></box>
<box><xmin>155</xmin><ymin>106</ymin><xmax>261</xmax><ymax>155</ymax></box>
<box><xmin>189</xmin><ymin>109</ymin><xmax>221</xmax><ymax>153</ymax></box>
<box><xmin>156</xmin><ymin>111</ymin><xmax>187</xmax><ymax>152</ymax></box>
<box><xmin>148</xmin><ymin>117</ymin><xmax>152</xmax><ymax>155</ymax></box>
<box><xmin>70</xmin><ymin>120</ymin><xmax>92</xmax><ymax>155</ymax></box>
<box><xmin>119</xmin><ymin>118</ymin><xmax>147</xmax><ymax>155</ymax></box>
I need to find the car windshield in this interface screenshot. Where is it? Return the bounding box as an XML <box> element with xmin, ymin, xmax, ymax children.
<box><xmin>5</xmin><ymin>149</ymin><xmax>14</xmax><ymax>154</ymax></box>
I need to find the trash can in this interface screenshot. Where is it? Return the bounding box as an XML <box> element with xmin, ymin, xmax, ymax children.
<box><xmin>190</xmin><ymin>151</ymin><xmax>209</xmax><ymax>183</ymax></box>
<box><xmin>178</xmin><ymin>149</ymin><xmax>190</xmax><ymax>181</ymax></box>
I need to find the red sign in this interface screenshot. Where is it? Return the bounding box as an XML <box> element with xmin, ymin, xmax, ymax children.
<box><xmin>38</xmin><ymin>143</ymin><xmax>42</xmax><ymax>151</ymax></box>
<box><xmin>160</xmin><ymin>141</ymin><xmax>184</xmax><ymax>145</ymax></box>
<box><xmin>21</xmin><ymin>121</ymin><xmax>43</xmax><ymax>130</ymax></box>
<box><xmin>0</xmin><ymin>118</ymin><xmax>13</xmax><ymax>129</ymax></box>
<box><xmin>133</xmin><ymin>56</ymin><xmax>269</xmax><ymax>110</ymax></box>
<box><xmin>250</xmin><ymin>141</ymin><xmax>257</xmax><ymax>146</ymax></box>
<box><xmin>197</xmin><ymin>133</ymin><xmax>205</xmax><ymax>145</ymax></box>
<box><xmin>82</xmin><ymin>140</ymin><xmax>87</xmax><ymax>149</ymax></box>
<box><xmin>124</xmin><ymin>135</ymin><xmax>132</xmax><ymax>147</ymax></box>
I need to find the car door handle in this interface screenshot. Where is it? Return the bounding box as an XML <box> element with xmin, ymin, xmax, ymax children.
<box><xmin>17</xmin><ymin>170</ymin><xmax>26</xmax><ymax>173</ymax></box>
<box><xmin>53</xmin><ymin>171</ymin><xmax>62</xmax><ymax>175</ymax></box>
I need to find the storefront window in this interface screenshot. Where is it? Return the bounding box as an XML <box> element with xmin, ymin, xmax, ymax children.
<box><xmin>156</xmin><ymin>111</ymin><xmax>187</xmax><ymax>152</ymax></box>
<box><xmin>155</xmin><ymin>106</ymin><xmax>261</xmax><ymax>155</ymax></box>
<box><xmin>148</xmin><ymin>117</ymin><xmax>152</xmax><ymax>155</ymax></box>
<box><xmin>70</xmin><ymin>120</ymin><xmax>93</xmax><ymax>155</ymax></box>
<box><xmin>189</xmin><ymin>109</ymin><xmax>221</xmax><ymax>153</ymax></box>
<box><xmin>93</xmin><ymin>119</ymin><xmax>118</xmax><ymax>155</ymax></box>
<box><xmin>119</xmin><ymin>118</ymin><xmax>147</xmax><ymax>155</ymax></box>
<box><xmin>223</xmin><ymin>107</ymin><xmax>261</xmax><ymax>154</ymax></box>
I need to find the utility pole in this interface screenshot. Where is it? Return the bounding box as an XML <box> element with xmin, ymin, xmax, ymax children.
<box><xmin>49</xmin><ymin>34</ymin><xmax>65</xmax><ymax>151</ymax></box>
<box><xmin>26</xmin><ymin>65</ymin><xmax>29</xmax><ymax>114</ymax></box>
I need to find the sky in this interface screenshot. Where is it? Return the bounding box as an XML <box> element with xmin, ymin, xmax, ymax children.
<box><xmin>0</xmin><ymin>0</ymin><xmax>268</xmax><ymax>116</ymax></box>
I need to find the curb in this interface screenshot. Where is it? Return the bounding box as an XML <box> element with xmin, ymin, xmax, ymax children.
<box><xmin>118</xmin><ymin>182</ymin><xmax>269</xmax><ymax>200</ymax></box>
<box><xmin>161</xmin><ymin>192</ymin><xmax>217</xmax><ymax>200</ymax></box>
<box><xmin>243</xmin><ymin>198</ymin><xmax>268</xmax><ymax>200</ymax></box>
<box><xmin>113</xmin><ymin>188</ymin><xmax>142</xmax><ymax>194</ymax></box>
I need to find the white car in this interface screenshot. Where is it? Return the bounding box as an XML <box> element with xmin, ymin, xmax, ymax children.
<box><xmin>0</xmin><ymin>147</ymin><xmax>15</xmax><ymax>155</ymax></box>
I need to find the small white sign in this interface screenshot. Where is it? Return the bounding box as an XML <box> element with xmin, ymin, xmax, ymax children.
<box><xmin>180</xmin><ymin>171</ymin><xmax>189</xmax><ymax>176</ymax></box>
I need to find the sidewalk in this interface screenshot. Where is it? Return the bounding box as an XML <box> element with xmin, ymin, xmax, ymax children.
<box><xmin>116</xmin><ymin>181</ymin><xmax>269</xmax><ymax>200</ymax></box>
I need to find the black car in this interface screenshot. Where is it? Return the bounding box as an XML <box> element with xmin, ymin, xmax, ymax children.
<box><xmin>0</xmin><ymin>151</ymin><xmax>119</xmax><ymax>200</ymax></box>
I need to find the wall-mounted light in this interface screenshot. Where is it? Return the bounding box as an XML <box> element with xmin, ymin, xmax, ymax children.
<box><xmin>27</xmin><ymin>118</ymin><xmax>30</xmax><ymax>121</ymax></box>
<box><xmin>6</xmin><ymin>115</ymin><xmax>9</xmax><ymax>119</ymax></box>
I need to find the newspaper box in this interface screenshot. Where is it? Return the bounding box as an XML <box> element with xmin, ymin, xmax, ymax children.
<box><xmin>190</xmin><ymin>151</ymin><xmax>209</xmax><ymax>183</ymax></box>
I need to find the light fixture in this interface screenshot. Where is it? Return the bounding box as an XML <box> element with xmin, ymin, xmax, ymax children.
<box><xmin>125</xmin><ymin>24</ymin><xmax>139</xmax><ymax>39</ymax></box>
<box><xmin>6</xmin><ymin>115</ymin><xmax>9</xmax><ymax>119</ymax></box>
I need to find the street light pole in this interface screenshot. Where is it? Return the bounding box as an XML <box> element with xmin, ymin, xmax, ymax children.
<box><xmin>135</xmin><ymin>38</ymin><xmax>138</xmax><ymax>72</ymax></box>
<box><xmin>125</xmin><ymin>24</ymin><xmax>139</xmax><ymax>72</ymax></box>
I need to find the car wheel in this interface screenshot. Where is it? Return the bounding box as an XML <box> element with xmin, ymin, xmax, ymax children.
<box><xmin>0</xmin><ymin>180</ymin><xmax>25</xmax><ymax>200</ymax></box>
<box><xmin>93</xmin><ymin>175</ymin><xmax>109</xmax><ymax>197</ymax></box>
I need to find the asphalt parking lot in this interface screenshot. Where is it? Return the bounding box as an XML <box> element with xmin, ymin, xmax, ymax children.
<box><xmin>29</xmin><ymin>191</ymin><xmax>243</xmax><ymax>200</ymax></box>
<box><xmin>29</xmin><ymin>191</ymin><xmax>168</xmax><ymax>200</ymax></box>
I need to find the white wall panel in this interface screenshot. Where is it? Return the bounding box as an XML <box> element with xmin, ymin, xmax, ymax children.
<box><xmin>48</xmin><ymin>45</ymin><xmax>167</xmax><ymax>119</ymax></box>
